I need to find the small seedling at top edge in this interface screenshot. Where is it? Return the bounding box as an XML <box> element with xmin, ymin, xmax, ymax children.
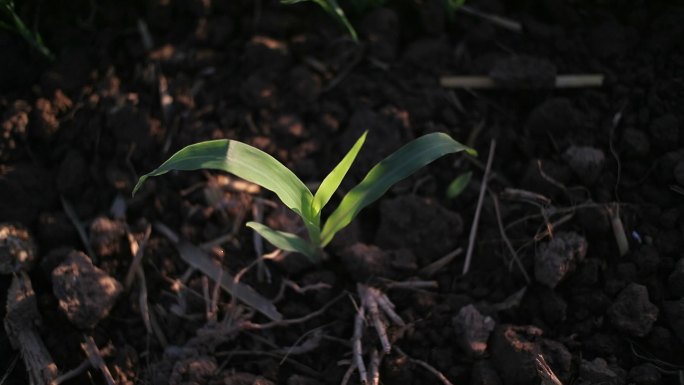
<box><xmin>0</xmin><ymin>0</ymin><xmax>53</xmax><ymax>60</ymax></box>
<box><xmin>133</xmin><ymin>131</ymin><xmax>476</xmax><ymax>262</ymax></box>
<box><xmin>281</xmin><ymin>0</ymin><xmax>358</xmax><ymax>41</ymax></box>
<box><xmin>281</xmin><ymin>0</ymin><xmax>468</xmax><ymax>41</ymax></box>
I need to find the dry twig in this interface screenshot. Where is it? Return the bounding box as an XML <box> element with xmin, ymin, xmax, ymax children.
<box><xmin>418</xmin><ymin>248</ymin><xmax>462</xmax><ymax>278</ymax></box>
<box><xmin>489</xmin><ymin>190</ymin><xmax>531</xmax><ymax>284</ymax></box>
<box><xmin>81</xmin><ymin>336</ymin><xmax>116</xmax><ymax>385</ymax></box>
<box><xmin>60</xmin><ymin>196</ymin><xmax>97</xmax><ymax>262</ymax></box>
<box><xmin>4</xmin><ymin>273</ymin><xmax>59</xmax><ymax>385</ymax></box>
<box><xmin>463</xmin><ymin>139</ymin><xmax>496</xmax><ymax>275</ymax></box>
<box><xmin>395</xmin><ymin>346</ymin><xmax>454</xmax><ymax>385</ymax></box>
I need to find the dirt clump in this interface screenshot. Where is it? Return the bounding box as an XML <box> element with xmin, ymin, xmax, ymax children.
<box><xmin>607</xmin><ymin>283</ymin><xmax>658</xmax><ymax>337</ymax></box>
<box><xmin>452</xmin><ymin>304</ymin><xmax>495</xmax><ymax>357</ymax></box>
<box><xmin>489</xmin><ymin>324</ymin><xmax>542</xmax><ymax>385</ymax></box>
<box><xmin>535</xmin><ymin>231</ymin><xmax>588</xmax><ymax>288</ymax></box>
<box><xmin>51</xmin><ymin>250</ymin><xmax>123</xmax><ymax>329</ymax></box>
<box><xmin>0</xmin><ymin>223</ymin><xmax>38</xmax><ymax>273</ymax></box>
<box><xmin>375</xmin><ymin>195</ymin><xmax>463</xmax><ymax>264</ymax></box>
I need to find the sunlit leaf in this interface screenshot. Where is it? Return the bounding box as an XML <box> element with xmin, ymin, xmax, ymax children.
<box><xmin>133</xmin><ymin>139</ymin><xmax>315</xmax><ymax>222</ymax></box>
<box><xmin>246</xmin><ymin>222</ymin><xmax>318</xmax><ymax>259</ymax></box>
<box><xmin>320</xmin><ymin>133</ymin><xmax>476</xmax><ymax>246</ymax></box>
<box><xmin>446</xmin><ymin>171</ymin><xmax>472</xmax><ymax>199</ymax></box>
<box><xmin>312</xmin><ymin>130</ymin><xmax>367</xmax><ymax>216</ymax></box>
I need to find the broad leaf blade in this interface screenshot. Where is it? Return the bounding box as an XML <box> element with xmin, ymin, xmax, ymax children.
<box><xmin>246</xmin><ymin>222</ymin><xmax>317</xmax><ymax>259</ymax></box>
<box><xmin>446</xmin><ymin>171</ymin><xmax>472</xmax><ymax>199</ymax></box>
<box><xmin>312</xmin><ymin>130</ymin><xmax>367</xmax><ymax>216</ymax></box>
<box><xmin>320</xmin><ymin>133</ymin><xmax>476</xmax><ymax>246</ymax></box>
<box><xmin>133</xmin><ymin>140</ymin><xmax>315</xmax><ymax>221</ymax></box>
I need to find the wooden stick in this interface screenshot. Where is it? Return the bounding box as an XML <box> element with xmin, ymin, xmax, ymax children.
<box><xmin>4</xmin><ymin>273</ymin><xmax>59</xmax><ymax>385</ymax></box>
<box><xmin>463</xmin><ymin>139</ymin><xmax>496</xmax><ymax>275</ymax></box>
<box><xmin>440</xmin><ymin>74</ymin><xmax>604</xmax><ymax>89</ymax></box>
<box><xmin>459</xmin><ymin>5</ymin><xmax>522</xmax><ymax>32</ymax></box>
<box><xmin>81</xmin><ymin>336</ymin><xmax>116</xmax><ymax>385</ymax></box>
<box><xmin>352</xmin><ymin>307</ymin><xmax>367</xmax><ymax>384</ymax></box>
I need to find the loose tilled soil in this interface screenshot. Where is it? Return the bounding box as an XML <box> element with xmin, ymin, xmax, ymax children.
<box><xmin>2</xmin><ymin>0</ymin><xmax>684</xmax><ymax>384</ymax></box>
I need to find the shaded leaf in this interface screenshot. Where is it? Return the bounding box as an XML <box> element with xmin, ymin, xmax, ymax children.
<box><xmin>246</xmin><ymin>222</ymin><xmax>317</xmax><ymax>259</ymax></box>
<box><xmin>175</xmin><ymin>241</ymin><xmax>282</xmax><ymax>321</ymax></box>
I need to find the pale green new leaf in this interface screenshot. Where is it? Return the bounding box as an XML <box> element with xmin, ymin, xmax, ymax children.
<box><xmin>312</xmin><ymin>130</ymin><xmax>367</xmax><ymax>216</ymax></box>
<box><xmin>446</xmin><ymin>171</ymin><xmax>472</xmax><ymax>199</ymax></box>
<box><xmin>320</xmin><ymin>133</ymin><xmax>476</xmax><ymax>246</ymax></box>
<box><xmin>246</xmin><ymin>222</ymin><xmax>317</xmax><ymax>259</ymax></box>
<box><xmin>133</xmin><ymin>139</ymin><xmax>315</xmax><ymax>222</ymax></box>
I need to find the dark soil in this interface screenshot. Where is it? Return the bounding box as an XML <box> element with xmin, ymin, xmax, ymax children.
<box><xmin>2</xmin><ymin>0</ymin><xmax>684</xmax><ymax>384</ymax></box>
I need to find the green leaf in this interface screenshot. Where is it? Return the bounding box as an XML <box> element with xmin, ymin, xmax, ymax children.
<box><xmin>312</xmin><ymin>130</ymin><xmax>367</xmax><ymax>216</ymax></box>
<box><xmin>320</xmin><ymin>133</ymin><xmax>476</xmax><ymax>246</ymax></box>
<box><xmin>133</xmin><ymin>139</ymin><xmax>315</xmax><ymax>223</ymax></box>
<box><xmin>446</xmin><ymin>171</ymin><xmax>472</xmax><ymax>199</ymax></box>
<box><xmin>246</xmin><ymin>222</ymin><xmax>318</xmax><ymax>259</ymax></box>
<box><xmin>281</xmin><ymin>0</ymin><xmax>358</xmax><ymax>41</ymax></box>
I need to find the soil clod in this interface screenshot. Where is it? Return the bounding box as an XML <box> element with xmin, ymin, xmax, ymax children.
<box><xmin>490</xmin><ymin>325</ymin><xmax>543</xmax><ymax>385</ymax></box>
<box><xmin>52</xmin><ymin>250</ymin><xmax>123</xmax><ymax>329</ymax></box>
<box><xmin>89</xmin><ymin>216</ymin><xmax>126</xmax><ymax>258</ymax></box>
<box><xmin>452</xmin><ymin>304</ymin><xmax>495</xmax><ymax>357</ymax></box>
<box><xmin>375</xmin><ymin>195</ymin><xmax>463</xmax><ymax>264</ymax></box>
<box><xmin>563</xmin><ymin>146</ymin><xmax>605</xmax><ymax>185</ymax></box>
<box><xmin>535</xmin><ymin>231</ymin><xmax>588</xmax><ymax>289</ymax></box>
<box><xmin>579</xmin><ymin>358</ymin><xmax>618</xmax><ymax>385</ymax></box>
<box><xmin>607</xmin><ymin>283</ymin><xmax>658</xmax><ymax>337</ymax></box>
<box><xmin>0</xmin><ymin>222</ymin><xmax>38</xmax><ymax>274</ymax></box>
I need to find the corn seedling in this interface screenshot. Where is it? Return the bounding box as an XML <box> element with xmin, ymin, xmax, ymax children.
<box><xmin>281</xmin><ymin>0</ymin><xmax>469</xmax><ymax>42</ymax></box>
<box><xmin>134</xmin><ymin>131</ymin><xmax>475</xmax><ymax>262</ymax></box>
<box><xmin>0</xmin><ymin>0</ymin><xmax>53</xmax><ymax>60</ymax></box>
<box><xmin>281</xmin><ymin>0</ymin><xmax>358</xmax><ymax>41</ymax></box>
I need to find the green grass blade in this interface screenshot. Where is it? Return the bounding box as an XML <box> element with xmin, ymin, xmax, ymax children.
<box><xmin>281</xmin><ymin>0</ymin><xmax>358</xmax><ymax>41</ymax></box>
<box><xmin>133</xmin><ymin>140</ymin><xmax>315</xmax><ymax>222</ymax></box>
<box><xmin>446</xmin><ymin>171</ymin><xmax>472</xmax><ymax>199</ymax></box>
<box><xmin>320</xmin><ymin>133</ymin><xmax>476</xmax><ymax>246</ymax></box>
<box><xmin>316</xmin><ymin>0</ymin><xmax>358</xmax><ymax>40</ymax></box>
<box><xmin>246</xmin><ymin>222</ymin><xmax>317</xmax><ymax>259</ymax></box>
<box><xmin>312</xmin><ymin>130</ymin><xmax>367</xmax><ymax>216</ymax></box>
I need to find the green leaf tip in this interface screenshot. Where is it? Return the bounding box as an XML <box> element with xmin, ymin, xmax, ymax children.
<box><xmin>312</xmin><ymin>130</ymin><xmax>367</xmax><ymax>215</ymax></box>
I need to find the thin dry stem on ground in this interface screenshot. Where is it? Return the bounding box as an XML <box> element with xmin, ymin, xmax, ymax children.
<box><xmin>463</xmin><ymin>139</ymin><xmax>496</xmax><ymax>275</ymax></box>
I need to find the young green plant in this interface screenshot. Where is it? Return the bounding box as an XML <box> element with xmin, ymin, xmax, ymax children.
<box><xmin>133</xmin><ymin>131</ymin><xmax>475</xmax><ymax>262</ymax></box>
<box><xmin>0</xmin><ymin>0</ymin><xmax>53</xmax><ymax>60</ymax></box>
<box><xmin>280</xmin><ymin>0</ymin><xmax>358</xmax><ymax>41</ymax></box>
